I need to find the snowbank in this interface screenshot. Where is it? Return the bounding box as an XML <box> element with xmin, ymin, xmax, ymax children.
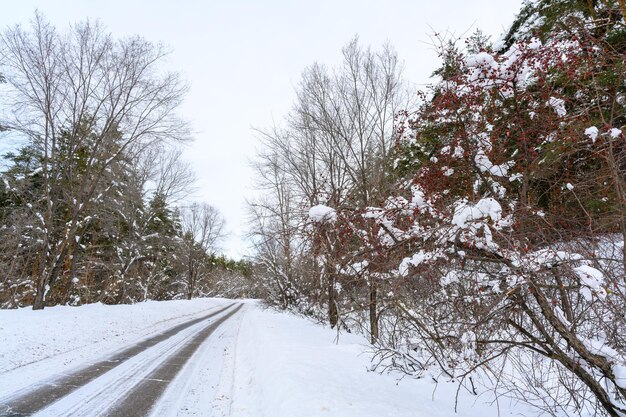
<box><xmin>229</xmin><ymin>306</ymin><xmax>522</xmax><ymax>417</ymax></box>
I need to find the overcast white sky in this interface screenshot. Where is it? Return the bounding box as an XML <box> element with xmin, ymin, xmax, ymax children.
<box><xmin>1</xmin><ymin>0</ymin><xmax>522</xmax><ymax>259</ymax></box>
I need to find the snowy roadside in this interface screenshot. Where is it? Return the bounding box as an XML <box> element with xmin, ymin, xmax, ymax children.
<box><xmin>0</xmin><ymin>298</ymin><xmax>231</xmax><ymax>397</ymax></box>
<box><xmin>226</xmin><ymin>305</ymin><xmax>526</xmax><ymax>417</ymax></box>
<box><xmin>1</xmin><ymin>299</ymin><xmax>529</xmax><ymax>416</ymax></box>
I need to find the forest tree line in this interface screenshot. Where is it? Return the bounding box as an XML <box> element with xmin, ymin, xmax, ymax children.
<box><xmin>0</xmin><ymin>15</ymin><xmax>254</xmax><ymax>309</ymax></box>
<box><xmin>248</xmin><ymin>1</ymin><xmax>626</xmax><ymax>416</ymax></box>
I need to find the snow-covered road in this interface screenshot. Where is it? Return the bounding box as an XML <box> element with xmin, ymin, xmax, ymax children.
<box><xmin>0</xmin><ymin>299</ymin><xmax>524</xmax><ymax>416</ymax></box>
<box><xmin>1</xmin><ymin>303</ymin><xmax>241</xmax><ymax>416</ymax></box>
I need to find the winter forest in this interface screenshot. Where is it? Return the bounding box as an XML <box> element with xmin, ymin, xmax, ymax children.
<box><xmin>0</xmin><ymin>15</ymin><xmax>254</xmax><ymax>309</ymax></box>
<box><xmin>1</xmin><ymin>0</ymin><xmax>626</xmax><ymax>416</ymax></box>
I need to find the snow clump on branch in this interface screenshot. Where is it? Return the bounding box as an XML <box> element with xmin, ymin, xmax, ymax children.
<box><xmin>308</xmin><ymin>204</ymin><xmax>337</xmax><ymax>223</ymax></box>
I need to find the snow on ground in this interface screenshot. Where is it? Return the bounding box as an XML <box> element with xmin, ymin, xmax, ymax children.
<box><xmin>0</xmin><ymin>298</ymin><xmax>231</xmax><ymax>396</ymax></box>
<box><xmin>224</xmin><ymin>305</ymin><xmax>525</xmax><ymax>417</ymax></box>
<box><xmin>1</xmin><ymin>299</ymin><xmax>527</xmax><ymax>416</ymax></box>
<box><xmin>152</xmin><ymin>304</ymin><xmax>245</xmax><ymax>417</ymax></box>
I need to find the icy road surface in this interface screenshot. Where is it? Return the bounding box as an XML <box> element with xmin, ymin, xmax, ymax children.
<box><xmin>0</xmin><ymin>299</ymin><xmax>524</xmax><ymax>416</ymax></box>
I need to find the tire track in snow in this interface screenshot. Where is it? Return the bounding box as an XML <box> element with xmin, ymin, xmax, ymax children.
<box><xmin>35</xmin><ymin>305</ymin><xmax>242</xmax><ymax>417</ymax></box>
<box><xmin>105</xmin><ymin>304</ymin><xmax>243</xmax><ymax>417</ymax></box>
<box><xmin>150</xmin><ymin>304</ymin><xmax>246</xmax><ymax>417</ymax></box>
<box><xmin>0</xmin><ymin>303</ymin><xmax>235</xmax><ymax>417</ymax></box>
<box><xmin>212</xmin><ymin>305</ymin><xmax>245</xmax><ymax>417</ymax></box>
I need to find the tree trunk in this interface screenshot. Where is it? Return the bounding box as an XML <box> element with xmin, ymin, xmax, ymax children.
<box><xmin>32</xmin><ymin>280</ymin><xmax>47</xmax><ymax>310</ymax></box>
<box><xmin>32</xmin><ymin>244</ymin><xmax>68</xmax><ymax>310</ymax></box>
<box><xmin>31</xmin><ymin>246</ymin><xmax>48</xmax><ymax>310</ymax></box>
<box><xmin>32</xmin><ymin>259</ymin><xmax>65</xmax><ymax>310</ymax></box>
<box><xmin>606</xmin><ymin>143</ymin><xmax>626</xmax><ymax>275</ymax></box>
<box><xmin>187</xmin><ymin>260</ymin><xmax>195</xmax><ymax>300</ymax></box>
<box><xmin>369</xmin><ymin>280</ymin><xmax>378</xmax><ymax>343</ymax></box>
<box><xmin>327</xmin><ymin>265</ymin><xmax>338</xmax><ymax>328</ymax></box>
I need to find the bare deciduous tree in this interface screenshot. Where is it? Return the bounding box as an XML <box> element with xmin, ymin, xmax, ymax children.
<box><xmin>180</xmin><ymin>202</ymin><xmax>226</xmax><ymax>300</ymax></box>
<box><xmin>0</xmin><ymin>14</ymin><xmax>189</xmax><ymax>309</ymax></box>
<box><xmin>251</xmin><ymin>37</ymin><xmax>410</xmax><ymax>341</ymax></box>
